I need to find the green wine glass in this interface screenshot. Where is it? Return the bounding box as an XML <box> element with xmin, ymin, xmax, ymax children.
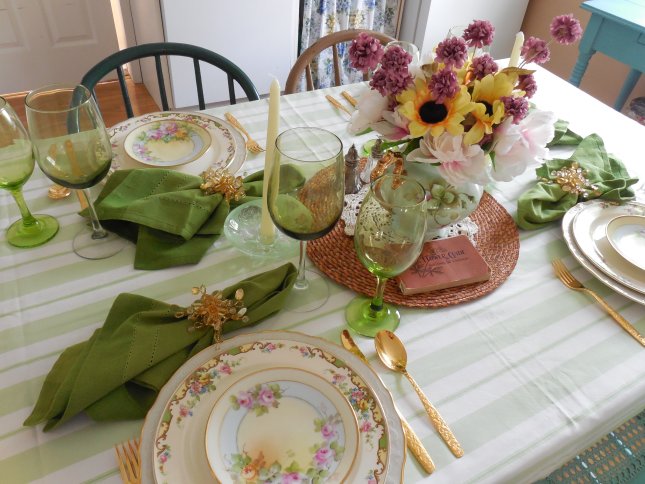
<box><xmin>267</xmin><ymin>127</ymin><xmax>344</xmax><ymax>312</ymax></box>
<box><xmin>25</xmin><ymin>84</ymin><xmax>124</xmax><ymax>259</ymax></box>
<box><xmin>0</xmin><ymin>96</ymin><xmax>58</xmax><ymax>247</ymax></box>
<box><xmin>346</xmin><ymin>174</ymin><xmax>427</xmax><ymax>337</ymax></box>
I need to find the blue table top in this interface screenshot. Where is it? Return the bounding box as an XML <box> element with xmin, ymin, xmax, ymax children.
<box><xmin>582</xmin><ymin>0</ymin><xmax>645</xmax><ymax>30</ymax></box>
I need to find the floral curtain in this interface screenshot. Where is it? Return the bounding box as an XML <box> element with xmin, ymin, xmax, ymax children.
<box><xmin>299</xmin><ymin>0</ymin><xmax>402</xmax><ymax>90</ymax></box>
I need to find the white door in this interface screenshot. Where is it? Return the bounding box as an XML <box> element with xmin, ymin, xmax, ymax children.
<box><xmin>0</xmin><ymin>0</ymin><xmax>119</xmax><ymax>94</ymax></box>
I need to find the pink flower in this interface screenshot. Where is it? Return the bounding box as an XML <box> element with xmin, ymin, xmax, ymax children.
<box><xmin>189</xmin><ymin>381</ymin><xmax>202</xmax><ymax>394</ymax></box>
<box><xmin>550</xmin><ymin>14</ymin><xmax>583</xmax><ymax>45</ymax></box>
<box><xmin>430</xmin><ymin>68</ymin><xmax>459</xmax><ymax>103</ymax></box>
<box><xmin>518</xmin><ymin>74</ymin><xmax>537</xmax><ymax>98</ymax></box>
<box><xmin>257</xmin><ymin>386</ymin><xmax>275</xmax><ymax>406</ymax></box>
<box><xmin>491</xmin><ymin>109</ymin><xmax>556</xmax><ymax>182</ymax></box>
<box><xmin>407</xmin><ymin>132</ymin><xmax>491</xmax><ymax>186</ymax></box>
<box><xmin>348</xmin><ymin>88</ymin><xmax>389</xmax><ymax>135</ymax></box>
<box><xmin>501</xmin><ymin>96</ymin><xmax>529</xmax><ymax>124</ymax></box>
<box><xmin>313</xmin><ymin>446</ymin><xmax>334</xmax><ymax>466</ymax></box>
<box><xmin>219</xmin><ymin>363</ymin><xmax>232</xmax><ymax>375</ymax></box>
<box><xmin>470</xmin><ymin>54</ymin><xmax>498</xmax><ymax>80</ymax></box>
<box><xmin>282</xmin><ymin>473</ymin><xmax>301</xmax><ymax>484</ymax></box>
<box><xmin>360</xmin><ymin>420</ymin><xmax>373</xmax><ymax>433</ymax></box>
<box><xmin>351</xmin><ymin>389</ymin><xmax>365</xmax><ymax>401</ymax></box>
<box><xmin>236</xmin><ymin>391</ymin><xmax>254</xmax><ymax>409</ymax></box>
<box><xmin>179</xmin><ymin>405</ymin><xmax>190</xmax><ymax>417</ymax></box>
<box><xmin>321</xmin><ymin>423</ymin><xmax>336</xmax><ymax>440</ymax></box>
<box><xmin>521</xmin><ymin>36</ymin><xmax>550</xmax><ymax>64</ymax></box>
<box><xmin>380</xmin><ymin>45</ymin><xmax>412</xmax><ymax>72</ymax></box>
<box><xmin>435</xmin><ymin>36</ymin><xmax>468</xmax><ymax>68</ymax></box>
<box><xmin>159</xmin><ymin>453</ymin><xmax>168</xmax><ymax>463</ymax></box>
<box><xmin>349</xmin><ymin>33</ymin><xmax>384</xmax><ymax>73</ymax></box>
<box><xmin>463</xmin><ymin>20</ymin><xmax>495</xmax><ymax>48</ymax></box>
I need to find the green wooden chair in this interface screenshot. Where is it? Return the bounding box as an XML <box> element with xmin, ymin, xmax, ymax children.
<box><xmin>81</xmin><ymin>42</ymin><xmax>259</xmax><ymax>118</ymax></box>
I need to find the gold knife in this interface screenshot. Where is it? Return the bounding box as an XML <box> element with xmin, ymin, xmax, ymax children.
<box><xmin>341</xmin><ymin>91</ymin><xmax>358</xmax><ymax>108</ymax></box>
<box><xmin>340</xmin><ymin>330</ymin><xmax>436</xmax><ymax>474</ymax></box>
<box><xmin>325</xmin><ymin>95</ymin><xmax>352</xmax><ymax>116</ymax></box>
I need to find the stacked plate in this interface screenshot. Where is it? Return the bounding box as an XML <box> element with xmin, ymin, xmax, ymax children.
<box><xmin>140</xmin><ymin>331</ymin><xmax>405</xmax><ymax>484</ymax></box>
<box><xmin>108</xmin><ymin>111</ymin><xmax>246</xmax><ymax>176</ymax></box>
<box><xmin>562</xmin><ymin>200</ymin><xmax>645</xmax><ymax>304</ymax></box>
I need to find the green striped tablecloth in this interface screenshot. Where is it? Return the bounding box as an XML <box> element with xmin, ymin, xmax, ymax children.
<box><xmin>1</xmin><ymin>66</ymin><xmax>644</xmax><ymax>484</ymax></box>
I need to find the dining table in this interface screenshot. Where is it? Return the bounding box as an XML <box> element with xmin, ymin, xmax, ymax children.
<box><xmin>1</xmin><ymin>64</ymin><xmax>644</xmax><ymax>484</ymax></box>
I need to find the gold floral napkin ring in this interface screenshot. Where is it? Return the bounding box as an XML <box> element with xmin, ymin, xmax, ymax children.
<box><xmin>174</xmin><ymin>285</ymin><xmax>249</xmax><ymax>344</ymax></box>
<box><xmin>540</xmin><ymin>162</ymin><xmax>600</xmax><ymax>198</ymax></box>
<box><xmin>200</xmin><ymin>168</ymin><xmax>245</xmax><ymax>201</ymax></box>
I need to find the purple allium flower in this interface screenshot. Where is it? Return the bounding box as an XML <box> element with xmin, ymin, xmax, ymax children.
<box><xmin>435</xmin><ymin>36</ymin><xmax>468</xmax><ymax>68</ymax></box>
<box><xmin>349</xmin><ymin>32</ymin><xmax>384</xmax><ymax>72</ymax></box>
<box><xmin>430</xmin><ymin>68</ymin><xmax>459</xmax><ymax>103</ymax></box>
<box><xmin>369</xmin><ymin>67</ymin><xmax>412</xmax><ymax>96</ymax></box>
<box><xmin>550</xmin><ymin>14</ymin><xmax>583</xmax><ymax>45</ymax></box>
<box><xmin>470</xmin><ymin>54</ymin><xmax>499</xmax><ymax>80</ymax></box>
<box><xmin>521</xmin><ymin>36</ymin><xmax>551</xmax><ymax>64</ymax></box>
<box><xmin>518</xmin><ymin>74</ymin><xmax>538</xmax><ymax>98</ymax></box>
<box><xmin>502</xmin><ymin>96</ymin><xmax>529</xmax><ymax>124</ymax></box>
<box><xmin>463</xmin><ymin>20</ymin><xmax>495</xmax><ymax>48</ymax></box>
<box><xmin>381</xmin><ymin>45</ymin><xmax>413</xmax><ymax>72</ymax></box>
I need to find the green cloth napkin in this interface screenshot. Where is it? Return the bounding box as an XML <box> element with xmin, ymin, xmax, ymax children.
<box><xmin>24</xmin><ymin>263</ymin><xmax>297</xmax><ymax>431</ymax></box>
<box><xmin>517</xmin><ymin>133</ymin><xmax>639</xmax><ymax>230</ymax></box>
<box><xmin>548</xmin><ymin>119</ymin><xmax>583</xmax><ymax>147</ymax></box>
<box><xmin>91</xmin><ymin>167</ymin><xmax>304</xmax><ymax>270</ymax></box>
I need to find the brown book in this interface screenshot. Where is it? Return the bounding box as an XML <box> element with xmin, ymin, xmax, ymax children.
<box><xmin>398</xmin><ymin>235</ymin><xmax>491</xmax><ymax>295</ymax></box>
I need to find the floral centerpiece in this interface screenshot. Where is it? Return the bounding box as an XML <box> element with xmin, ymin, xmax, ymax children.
<box><xmin>347</xmin><ymin>15</ymin><xmax>582</xmax><ymax>235</ymax></box>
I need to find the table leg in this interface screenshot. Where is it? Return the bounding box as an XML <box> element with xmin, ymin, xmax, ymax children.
<box><xmin>614</xmin><ymin>68</ymin><xmax>642</xmax><ymax>111</ymax></box>
<box><xmin>570</xmin><ymin>51</ymin><xmax>594</xmax><ymax>87</ymax></box>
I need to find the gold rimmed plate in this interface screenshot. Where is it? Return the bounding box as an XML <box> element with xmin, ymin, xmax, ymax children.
<box><xmin>108</xmin><ymin>111</ymin><xmax>246</xmax><ymax>176</ymax></box>
<box><xmin>205</xmin><ymin>367</ymin><xmax>360</xmax><ymax>483</ymax></box>
<box><xmin>140</xmin><ymin>331</ymin><xmax>405</xmax><ymax>484</ymax></box>
<box><xmin>606</xmin><ymin>215</ymin><xmax>645</xmax><ymax>271</ymax></box>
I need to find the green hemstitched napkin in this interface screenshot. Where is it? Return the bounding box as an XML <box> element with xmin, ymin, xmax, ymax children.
<box><xmin>24</xmin><ymin>263</ymin><xmax>297</xmax><ymax>431</ymax></box>
<box><xmin>87</xmin><ymin>167</ymin><xmax>304</xmax><ymax>270</ymax></box>
<box><xmin>548</xmin><ymin>119</ymin><xmax>583</xmax><ymax>147</ymax></box>
<box><xmin>517</xmin><ymin>134</ymin><xmax>639</xmax><ymax>230</ymax></box>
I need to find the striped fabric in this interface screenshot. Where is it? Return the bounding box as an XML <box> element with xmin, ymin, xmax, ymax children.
<box><xmin>1</xmin><ymin>66</ymin><xmax>644</xmax><ymax>484</ymax></box>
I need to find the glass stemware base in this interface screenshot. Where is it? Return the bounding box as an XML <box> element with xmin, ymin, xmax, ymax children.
<box><xmin>223</xmin><ymin>199</ymin><xmax>298</xmax><ymax>259</ymax></box>
<box><xmin>345</xmin><ymin>296</ymin><xmax>400</xmax><ymax>337</ymax></box>
<box><xmin>6</xmin><ymin>214</ymin><xmax>59</xmax><ymax>248</ymax></box>
<box><xmin>285</xmin><ymin>268</ymin><xmax>330</xmax><ymax>313</ymax></box>
<box><xmin>72</xmin><ymin>228</ymin><xmax>126</xmax><ymax>260</ymax></box>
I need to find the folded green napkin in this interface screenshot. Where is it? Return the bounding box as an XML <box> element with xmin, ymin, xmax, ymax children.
<box><xmin>517</xmin><ymin>133</ymin><xmax>639</xmax><ymax>230</ymax></box>
<box><xmin>24</xmin><ymin>263</ymin><xmax>297</xmax><ymax>431</ymax></box>
<box><xmin>91</xmin><ymin>167</ymin><xmax>304</xmax><ymax>270</ymax></box>
<box><xmin>548</xmin><ymin>119</ymin><xmax>583</xmax><ymax>147</ymax></box>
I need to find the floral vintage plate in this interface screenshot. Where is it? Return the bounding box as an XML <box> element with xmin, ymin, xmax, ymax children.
<box><xmin>571</xmin><ymin>200</ymin><xmax>645</xmax><ymax>294</ymax></box>
<box><xmin>108</xmin><ymin>111</ymin><xmax>246</xmax><ymax>176</ymax></box>
<box><xmin>124</xmin><ymin>119</ymin><xmax>211</xmax><ymax>167</ymax></box>
<box><xmin>140</xmin><ymin>331</ymin><xmax>405</xmax><ymax>484</ymax></box>
<box><xmin>606</xmin><ymin>215</ymin><xmax>645</xmax><ymax>271</ymax></box>
<box><xmin>205</xmin><ymin>367</ymin><xmax>360</xmax><ymax>483</ymax></box>
<box><xmin>562</xmin><ymin>201</ymin><xmax>645</xmax><ymax>305</ymax></box>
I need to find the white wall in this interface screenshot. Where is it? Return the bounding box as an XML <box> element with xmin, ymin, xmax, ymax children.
<box><xmin>400</xmin><ymin>0</ymin><xmax>529</xmax><ymax>59</ymax></box>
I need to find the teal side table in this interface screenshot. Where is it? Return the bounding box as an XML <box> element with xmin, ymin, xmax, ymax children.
<box><xmin>570</xmin><ymin>0</ymin><xmax>645</xmax><ymax>111</ymax></box>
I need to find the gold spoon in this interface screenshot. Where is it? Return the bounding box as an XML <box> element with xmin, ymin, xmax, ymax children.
<box><xmin>375</xmin><ymin>330</ymin><xmax>464</xmax><ymax>458</ymax></box>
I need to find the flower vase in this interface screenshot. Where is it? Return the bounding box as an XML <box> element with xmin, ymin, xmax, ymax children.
<box><xmin>404</xmin><ymin>160</ymin><xmax>484</xmax><ymax>240</ymax></box>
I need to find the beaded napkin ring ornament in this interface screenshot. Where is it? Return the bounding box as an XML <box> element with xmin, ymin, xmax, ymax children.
<box><xmin>540</xmin><ymin>162</ymin><xmax>600</xmax><ymax>198</ymax></box>
<box><xmin>200</xmin><ymin>167</ymin><xmax>245</xmax><ymax>201</ymax></box>
<box><xmin>175</xmin><ymin>286</ymin><xmax>249</xmax><ymax>344</ymax></box>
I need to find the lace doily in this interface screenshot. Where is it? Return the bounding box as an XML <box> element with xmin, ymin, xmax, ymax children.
<box><xmin>342</xmin><ymin>187</ymin><xmax>479</xmax><ymax>245</ymax></box>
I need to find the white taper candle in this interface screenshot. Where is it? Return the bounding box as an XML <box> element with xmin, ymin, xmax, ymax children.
<box><xmin>509</xmin><ymin>31</ymin><xmax>524</xmax><ymax>67</ymax></box>
<box><xmin>260</xmin><ymin>78</ymin><xmax>280</xmax><ymax>244</ymax></box>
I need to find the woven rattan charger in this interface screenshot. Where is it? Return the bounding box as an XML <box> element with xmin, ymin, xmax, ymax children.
<box><xmin>307</xmin><ymin>192</ymin><xmax>519</xmax><ymax>308</ymax></box>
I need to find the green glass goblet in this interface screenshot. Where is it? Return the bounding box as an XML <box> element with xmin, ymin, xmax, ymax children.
<box><xmin>346</xmin><ymin>174</ymin><xmax>427</xmax><ymax>337</ymax></box>
<box><xmin>0</xmin><ymin>96</ymin><xmax>58</xmax><ymax>247</ymax></box>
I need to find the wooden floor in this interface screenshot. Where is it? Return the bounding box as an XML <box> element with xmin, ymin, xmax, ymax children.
<box><xmin>3</xmin><ymin>76</ymin><xmax>160</xmax><ymax>128</ymax></box>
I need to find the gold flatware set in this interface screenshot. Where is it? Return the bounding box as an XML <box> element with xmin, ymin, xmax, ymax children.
<box><xmin>224</xmin><ymin>112</ymin><xmax>265</xmax><ymax>154</ymax></box>
<box><xmin>114</xmin><ymin>438</ymin><xmax>140</xmax><ymax>484</ymax></box>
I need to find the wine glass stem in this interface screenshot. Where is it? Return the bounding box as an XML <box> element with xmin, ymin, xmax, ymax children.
<box><xmin>9</xmin><ymin>188</ymin><xmax>37</xmax><ymax>227</ymax></box>
<box><xmin>80</xmin><ymin>188</ymin><xmax>108</xmax><ymax>239</ymax></box>
<box><xmin>294</xmin><ymin>240</ymin><xmax>308</xmax><ymax>290</ymax></box>
<box><xmin>370</xmin><ymin>276</ymin><xmax>388</xmax><ymax>313</ymax></box>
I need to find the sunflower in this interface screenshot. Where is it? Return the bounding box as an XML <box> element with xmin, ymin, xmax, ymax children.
<box><xmin>464</xmin><ymin>72</ymin><xmax>517</xmax><ymax>145</ymax></box>
<box><xmin>397</xmin><ymin>78</ymin><xmax>474</xmax><ymax>139</ymax></box>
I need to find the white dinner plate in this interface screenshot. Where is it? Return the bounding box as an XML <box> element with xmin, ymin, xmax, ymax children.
<box><xmin>571</xmin><ymin>200</ymin><xmax>645</xmax><ymax>294</ymax></box>
<box><xmin>140</xmin><ymin>330</ymin><xmax>405</xmax><ymax>484</ymax></box>
<box><xmin>562</xmin><ymin>201</ymin><xmax>645</xmax><ymax>305</ymax></box>
<box><xmin>108</xmin><ymin>111</ymin><xmax>246</xmax><ymax>176</ymax></box>
<box><xmin>205</xmin><ymin>367</ymin><xmax>360</xmax><ymax>483</ymax></box>
<box><xmin>606</xmin><ymin>215</ymin><xmax>645</xmax><ymax>271</ymax></box>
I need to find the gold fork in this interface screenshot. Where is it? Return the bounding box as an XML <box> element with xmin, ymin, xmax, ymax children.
<box><xmin>552</xmin><ymin>258</ymin><xmax>645</xmax><ymax>347</ymax></box>
<box><xmin>224</xmin><ymin>112</ymin><xmax>265</xmax><ymax>153</ymax></box>
<box><xmin>114</xmin><ymin>438</ymin><xmax>141</xmax><ymax>484</ymax></box>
